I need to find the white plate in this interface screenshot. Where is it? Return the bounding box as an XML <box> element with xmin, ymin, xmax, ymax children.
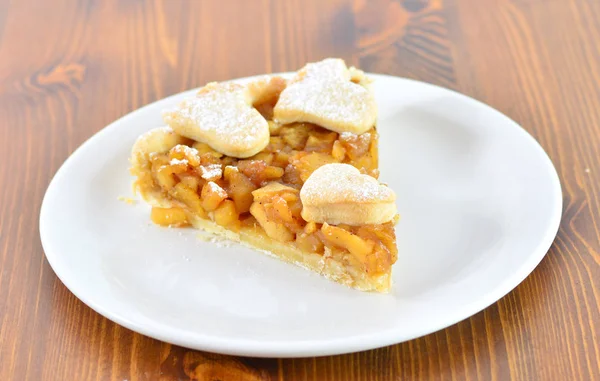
<box><xmin>40</xmin><ymin>74</ymin><xmax>562</xmax><ymax>357</ymax></box>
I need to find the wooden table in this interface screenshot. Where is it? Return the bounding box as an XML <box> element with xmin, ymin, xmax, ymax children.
<box><xmin>1</xmin><ymin>0</ymin><xmax>599</xmax><ymax>380</ymax></box>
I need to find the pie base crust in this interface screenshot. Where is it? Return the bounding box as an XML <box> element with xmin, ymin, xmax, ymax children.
<box><xmin>131</xmin><ymin>59</ymin><xmax>398</xmax><ymax>293</ymax></box>
<box><xmin>141</xmin><ymin>192</ymin><xmax>390</xmax><ymax>292</ymax></box>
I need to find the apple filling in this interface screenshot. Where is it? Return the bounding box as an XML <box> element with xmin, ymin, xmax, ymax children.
<box><xmin>139</xmin><ymin>123</ymin><xmax>396</xmax><ymax>275</ymax></box>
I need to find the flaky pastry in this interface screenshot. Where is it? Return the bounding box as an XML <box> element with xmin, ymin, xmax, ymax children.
<box><xmin>131</xmin><ymin>126</ymin><xmax>189</xmax><ymax>202</ymax></box>
<box><xmin>300</xmin><ymin>163</ymin><xmax>396</xmax><ymax>226</ymax></box>
<box><xmin>273</xmin><ymin>58</ymin><xmax>377</xmax><ymax>134</ymax></box>
<box><xmin>163</xmin><ymin>82</ymin><xmax>270</xmax><ymax>158</ymax></box>
<box><xmin>129</xmin><ymin>58</ymin><xmax>399</xmax><ymax>293</ymax></box>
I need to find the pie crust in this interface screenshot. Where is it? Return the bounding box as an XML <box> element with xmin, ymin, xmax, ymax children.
<box><xmin>130</xmin><ymin>59</ymin><xmax>399</xmax><ymax>292</ymax></box>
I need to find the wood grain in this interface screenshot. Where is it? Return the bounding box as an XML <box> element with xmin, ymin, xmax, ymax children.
<box><xmin>1</xmin><ymin>0</ymin><xmax>599</xmax><ymax>379</ymax></box>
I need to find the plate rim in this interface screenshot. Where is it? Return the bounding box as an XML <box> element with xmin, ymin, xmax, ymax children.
<box><xmin>39</xmin><ymin>73</ymin><xmax>563</xmax><ymax>357</ymax></box>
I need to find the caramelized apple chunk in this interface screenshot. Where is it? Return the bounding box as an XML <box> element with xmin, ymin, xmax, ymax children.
<box><xmin>223</xmin><ymin>166</ymin><xmax>257</xmax><ymax>213</ymax></box>
<box><xmin>169</xmin><ymin>145</ymin><xmax>201</xmax><ymax>167</ymax></box>
<box><xmin>295</xmin><ymin>232</ymin><xmax>324</xmax><ymax>254</ymax></box>
<box><xmin>213</xmin><ymin>199</ymin><xmax>240</xmax><ymax>231</ymax></box>
<box><xmin>356</xmin><ymin>223</ymin><xmax>398</xmax><ymax>262</ymax></box>
<box><xmin>249</xmin><ymin>152</ymin><xmax>274</xmax><ymax>164</ymax></box>
<box><xmin>197</xmin><ymin>163</ymin><xmax>223</xmax><ymax>181</ymax></box>
<box><xmin>331</xmin><ymin>140</ymin><xmax>346</xmax><ymax>161</ymax></box>
<box><xmin>237</xmin><ymin>160</ymin><xmax>284</xmax><ymax>186</ymax></box>
<box><xmin>150</xmin><ymin>207</ymin><xmax>189</xmax><ymax>227</ymax></box>
<box><xmin>272</xmin><ymin>151</ymin><xmax>291</xmax><ymax>167</ymax></box>
<box><xmin>249</xmin><ymin>183</ymin><xmax>302</xmax><ymax>241</ymax></box>
<box><xmin>304</xmin><ymin>130</ymin><xmax>338</xmax><ymax>153</ymax></box>
<box><xmin>288</xmin><ymin>152</ymin><xmax>338</xmax><ymax>182</ymax></box>
<box><xmin>200</xmin><ymin>181</ymin><xmax>228</xmax><ymax>212</ymax></box>
<box><xmin>266</xmin><ymin>136</ymin><xmax>286</xmax><ymax>152</ymax></box>
<box><xmin>177</xmin><ymin>173</ymin><xmax>202</xmax><ymax>192</ymax></box>
<box><xmin>321</xmin><ymin>223</ymin><xmax>374</xmax><ymax>263</ymax></box>
<box><xmin>339</xmin><ymin>132</ymin><xmax>371</xmax><ymax>160</ymax></box>
<box><xmin>251</xmin><ymin>182</ymin><xmax>296</xmax><ymax>198</ymax></box>
<box><xmin>279</xmin><ymin>123</ymin><xmax>312</xmax><ymax>150</ymax></box>
<box><xmin>155</xmin><ymin>164</ymin><xmax>177</xmax><ymax>190</ymax></box>
<box><xmin>169</xmin><ymin>182</ymin><xmax>208</xmax><ymax>219</ymax></box>
<box><xmin>249</xmin><ymin>202</ymin><xmax>294</xmax><ymax>242</ymax></box>
<box><xmin>268</xmin><ymin>121</ymin><xmax>283</xmax><ymax>135</ymax></box>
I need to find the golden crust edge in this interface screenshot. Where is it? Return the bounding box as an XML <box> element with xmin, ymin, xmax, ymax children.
<box><xmin>190</xmin><ymin>216</ymin><xmax>391</xmax><ymax>293</ymax></box>
<box><xmin>138</xmin><ymin>191</ymin><xmax>391</xmax><ymax>293</ymax></box>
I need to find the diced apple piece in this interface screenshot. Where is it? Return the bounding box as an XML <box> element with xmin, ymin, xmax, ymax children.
<box><xmin>249</xmin><ymin>202</ymin><xmax>294</xmax><ymax>242</ymax></box>
<box><xmin>264</xmin><ymin>196</ymin><xmax>303</xmax><ymax>233</ymax></box>
<box><xmin>250</xmin><ymin>152</ymin><xmax>274</xmax><ymax>165</ymax></box>
<box><xmin>321</xmin><ymin>223</ymin><xmax>374</xmax><ymax>263</ymax></box>
<box><xmin>304</xmin><ymin>130</ymin><xmax>337</xmax><ymax>153</ymax></box>
<box><xmin>280</xmin><ymin>191</ymin><xmax>299</xmax><ymax>203</ymax></box>
<box><xmin>282</xmin><ymin>163</ymin><xmax>303</xmax><ymax>187</ymax></box>
<box><xmin>239</xmin><ymin>161</ymin><xmax>285</xmax><ymax>186</ymax></box>
<box><xmin>264</xmin><ymin>166</ymin><xmax>284</xmax><ymax>180</ymax></box>
<box><xmin>251</xmin><ymin>182</ymin><xmax>299</xmax><ymax>202</ymax></box>
<box><xmin>271</xmin><ymin>195</ymin><xmax>294</xmax><ymax>223</ymax></box>
<box><xmin>369</xmin><ymin>131</ymin><xmax>379</xmax><ymax>166</ymax></box>
<box><xmin>331</xmin><ymin>140</ymin><xmax>346</xmax><ymax>161</ymax></box>
<box><xmin>272</xmin><ymin>151</ymin><xmax>291</xmax><ymax>167</ymax></box>
<box><xmin>280</xmin><ymin>124</ymin><xmax>311</xmax><ymax>150</ymax></box>
<box><xmin>200</xmin><ymin>181</ymin><xmax>228</xmax><ymax>212</ymax></box>
<box><xmin>169</xmin><ymin>144</ymin><xmax>201</xmax><ymax>167</ymax></box>
<box><xmin>199</xmin><ymin>152</ymin><xmax>222</xmax><ymax>166</ymax></box>
<box><xmin>238</xmin><ymin>160</ymin><xmax>282</xmax><ymax>185</ymax></box>
<box><xmin>289</xmin><ymin>152</ymin><xmax>338</xmax><ymax>182</ymax></box>
<box><xmin>267</xmin><ymin>136</ymin><xmax>286</xmax><ymax>152</ymax></box>
<box><xmin>357</xmin><ymin>223</ymin><xmax>398</xmax><ymax>262</ymax></box>
<box><xmin>367</xmin><ymin>242</ymin><xmax>393</xmax><ymax>274</ymax></box>
<box><xmin>178</xmin><ymin>173</ymin><xmax>202</xmax><ymax>192</ymax></box>
<box><xmin>287</xmin><ymin>197</ymin><xmax>303</xmax><ymax>220</ymax></box>
<box><xmin>304</xmin><ymin>221</ymin><xmax>318</xmax><ymax>234</ymax></box>
<box><xmin>224</xmin><ymin>166</ymin><xmax>257</xmax><ymax>213</ymax></box>
<box><xmin>169</xmin><ymin>182</ymin><xmax>208</xmax><ymax>219</ymax></box>
<box><xmin>295</xmin><ymin>232</ymin><xmax>324</xmax><ymax>254</ymax></box>
<box><xmin>150</xmin><ymin>207</ymin><xmax>189</xmax><ymax>227</ymax></box>
<box><xmin>149</xmin><ymin>153</ymin><xmax>169</xmax><ymax>167</ymax></box>
<box><xmin>197</xmin><ymin>163</ymin><xmax>223</xmax><ymax>181</ymax></box>
<box><xmin>220</xmin><ymin>156</ymin><xmax>237</xmax><ymax>167</ymax></box>
<box><xmin>192</xmin><ymin>142</ymin><xmax>223</xmax><ymax>158</ymax></box>
<box><xmin>340</xmin><ymin>132</ymin><xmax>372</xmax><ymax>160</ymax></box>
<box><xmin>213</xmin><ymin>199</ymin><xmax>240</xmax><ymax>231</ymax></box>
<box><xmin>156</xmin><ymin>165</ymin><xmax>177</xmax><ymax>190</ymax></box>
<box><xmin>268</xmin><ymin>121</ymin><xmax>282</xmax><ymax>135</ymax></box>
<box><xmin>223</xmin><ymin>165</ymin><xmax>238</xmax><ymax>180</ymax></box>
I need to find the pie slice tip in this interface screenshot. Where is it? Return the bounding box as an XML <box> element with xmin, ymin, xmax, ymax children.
<box><xmin>129</xmin><ymin>58</ymin><xmax>399</xmax><ymax>293</ymax></box>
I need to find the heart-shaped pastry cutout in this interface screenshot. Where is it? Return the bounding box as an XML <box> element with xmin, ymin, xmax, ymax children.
<box><xmin>300</xmin><ymin>163</ymin><xmax>396</xmax><ymax>226</ymax></box>
<box><xmin>163</xmin><ymin>81</ymin><xmax>271</xmax><ymax>158</ymax></box>
<box><xmin>273</xmin><ymin>58</ymin><xmax>377</xmax><ymax>135</ymax></box>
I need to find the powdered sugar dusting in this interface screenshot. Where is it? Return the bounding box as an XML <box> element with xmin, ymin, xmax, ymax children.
<box><xmin>169</xmin><ymin>159</ymin><xmax>188</xmax><ymax>165</ymax></box>
<box><xmin>169</xmin><ymin>158</ymin><xmax>188</xmax><ymax>166</ymax></box>
<box><xmin>274</xmin><ymin>59</ymin><xmax>377</xmax><ymax>134</ymax></box>
<box><xmin>205</xmin><ymin>180</ymin><xmax>227</xmax><ymax>196</ymax></box>
<box><xmin>340</xmin><ymin>131</ymin><xmax>357</xmax><ymax>140</ymax></box>
<box><xmin>163</xmin><ymin>82</ymin><xmax>269</xmax><ymax>157</ymax></box>
<box><xmin>300</xmin><ymin>163</ymin><xmax>394</xmax><ymax>205</ymax></box>
<box><xmin>199</xmin><ymin>164</ymin><xmax>223</xmax><ymax>180</ymax></box>
<box><xmin>180</xmin><ymin>145</ymin><xmax>199</xmax><ymax>157</ymax></box>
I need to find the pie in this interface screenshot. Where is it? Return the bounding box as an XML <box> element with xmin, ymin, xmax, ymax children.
<box><xmin>130</xmin><ymin>58</ymin><xmax>399</xmax><ymax>292</ymax></box>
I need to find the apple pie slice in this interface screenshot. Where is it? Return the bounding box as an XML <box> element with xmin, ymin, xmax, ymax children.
<box><xmin>130</xmin><ymin>58</ymin><xmax>399</xmax><ymax>292</ymax></box>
